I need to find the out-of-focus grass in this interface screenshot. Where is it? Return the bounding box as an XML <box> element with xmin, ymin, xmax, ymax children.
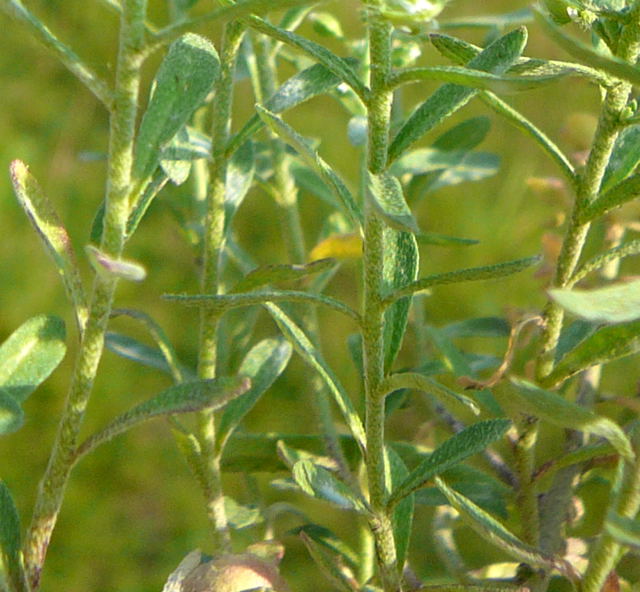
<box><xmin>0</xmin><ymin>1</ymin><xmax>635</xmax><ymax>591</ymax></box>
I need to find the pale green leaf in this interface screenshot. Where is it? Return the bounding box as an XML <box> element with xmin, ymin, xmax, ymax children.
<box><xmin>256</xmin><ymin>106</ymin><xmax>363</xmax><ymax>228</ymax></box>
<box><xmin>386</xmin><ymin>447</ymin><xmax>414</xmax><ymax>569</ymax></box>
<box><xmin>605</xmin><ymin>511</ymin><xmax>640</xmax><ymax>550</ymax></box>
<box><xmin>0</xmin><ymin>481</ymin><xmax>28</xmax><ymax>592</ymax></box>
<box><xmin>379</xmin><ymin>372</ymin><xmax>479</xmax><ymax>415</ymax></box>
<box><xmin>550</xmin><ymin>280</ymin><xmax>640</xmax><ymax>324</ymax></box>
<box><xmin>125</xmin><ymin>170</ymin><xmax>170</xmax><ymax>239</ymax></box>
<box><xmin>224</xmin><ymin>496</ymin><xmax>264</xmax><ymax>530</ymax></box>
<box><xmin>509</xmin><ymin>377</ymin><xmax>633</xmax><ymax>459</ymax></box>
<box><xmin>105</xmin><ymin>332</ymin><xmax>180</xmax><ymax>377</ymax></box>
<box><xmin>232</xmin><ymin>259</ymin><xmax>337</xmax><ymax>293</ymax></box>
<box><xmin>544</xmin><ymin>320</ymin><xmax>640</xmax><ymax>388</ymax></box>
<box><xmin>292</xmin><ymin>460</ymin><xmax>367</xmax><ymax>512</ymax></box>
<box><xmin>434</xmin><ymin>477</ymin><xmax>561</xmax><ymax>569</ymax></box>
<box><xmin>571</xmin><ymin>240</ymin><xmax>640</xmax><ymax>285</ymax></box>
<box><xmin>216</xmin><ymin>337</ymin><xmax>292</xmax><ymax>452</ymax></box>
<box><xmin>75</xmin><ymin>377</ymin><xmax>251</xmax><ymax>463</ymax></box>
<box><xmin>159</xmin><ymin>125</ymin><xmax>211</xmax><ymax>185</ymax></box>
<box><xmin>384</xmin><ymin>255</ymin><xmax>540</xmax><ymax>304</ymax></box>
<box><xmin>389</xmin><ymin>419</ymin><xmax>511</xmax><ymax>505</ymax></box>
<box><xmin>10</xmin><ymin>160</ymin><xmax>88</xmax><ymax>330</ymax></box>
<box><xmin>389</xmin><ymin>27</ymin><xmax>527</xmax><ymax>163</ymax></box>
<box><xmin>0</xmin><ymin>314</ymin><xmax>66</xmax><ymax>403</ymax></box>
<box><xmin>133</xmin><ymin>33</ymin><xmax>220</xmax><ymax>184</ymax></box>
<box><xmin>601</xmin><ymin>125</ymin><xmax>640</xmax><ymax>193</ymax></box>
<box><xmin>265</xmin><ymin>304</ymin><xmax>366</xmax><ymax>450</ymax></box>
<box><xmin>415</xmin><ymin>232</ymin><xmax>479</xmax><ymax>247</ymax></box>
<box><xmin>0</xmin><ymin>390</ymin><xmax>23</xmax><ymax>435</ymax></box>
<box><xmin>383</xmin><ymin>229</ymin><xmax>419</xmax><ymax>370</ymax></box>
<box><xmin>86</xmin><ymin>245</ymin><xmax>146</xmax><ymax>282</ymax></box>
<box><xmin>432</xmin><ymin>116</ymin><xmax>491</xmax><ymax>152</ymax></box>
<box><xmin>225</xmin><ymin>140</ymin><xmax>255</xmax><ymax>233</ymax></box>
<box><xmin>228</xmin><ymin>62</ymin><xmax>352</xmax><ymax>156</ymax></box>
<box><xmin>368</xmin><ymin>171</ymin><xmax>419</xmax><ymax>233</ymax></box>
<box><xmin>580</xmin><ymin>173</ymin><xmax>640</xmax><ymax>223</ymax></box>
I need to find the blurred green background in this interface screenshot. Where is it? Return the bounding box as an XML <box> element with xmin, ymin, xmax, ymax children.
<box><xmin>0</xmin><ymin>1</ymin><xmax>636</xmax><ymax>590</ymax></box>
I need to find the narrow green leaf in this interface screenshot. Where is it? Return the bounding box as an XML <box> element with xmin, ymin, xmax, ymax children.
<box><xmin>246</xmin><ymin>17</ymin><xmax>367</xmax><ymax>100</ymax></box>
<box><xmin>0</xmin><ymin>390</ymin><xmax>24</xmax><ymax>435</ymax></box>
<box><xmin>0</xmin><ymin>315</ymin><xmax>66</xmax><ymax>404</ymax></box>
<box><xmin>534</xmin><ymin>8</ymin><xmax>640</xmax><ymax>86</ymax></box>
<box><xmin>383</xmin><ymin>229</ymin><xmax>419</xmax><ymax>370</ymax></box>
<box><xmin>133</xmin><ymin>33</ymin><xmax>220</xmax><ymax>184</ymax></box>
<box><xmin>389</xmin><ymin>419</ymin><xmax>511</xmax><ymax>506</ymax></box>
<box><xmin>415</xmin><ymin>232</ymin><xmax>478</xmax><ymax>247</ymax></box>
<box><xmin>442</xmin><ymin>317</ymin><xmax>510</xmax><ymax>338</ymax></box>
<box><xmin>225</xmin><ymin>140</ymin><xmax>255</xmax><ymax>233</ymax></box>
<box><xmin>126</xmin><ymin>170</ymin><xmax>170</xmax><ymax>239</ymax></box>
<box><xmin>605</xmin><ymin>511</ymin><xmax>640</xmax><ymax>550</ymax></box>
<box><xmin>216</xmin><ymin>337</ymin><xmax>292</xmax><ymax>452</ymax></box>
<box><xmin>379</xmin><ymin>372</ymin><xmax>479</xmax><ymax>415</ymax></box>
<box><xmin>291</xmin><ymin>524</ymin><xmax>359</xmax><ymax>572</ymax></box>
<box><xmin>0</xmin><ymin>481</ymin><xmax>28</xmax><ymax>592</ymax></box>
<box><xmin>386</xmin><ymin>447</ymin><xmax>414</xmax><ymax>569</ymax></box>
<box><xmin>550</xmin><ymin>280</ymin><xmax>640</xmax><ymax>324</ymax></box>
<box><xmin>265</xmin><ymin>304</ymin><xmax>366</xmax><ymax>450</ymax></box>
<box><xmin>368</xmin><ymin>171</ymin><xmax>419</xmax><ymax>233</ymax></box>
<box><xmin>509</xmin><ymin>377</ymin><xmax>633</xmax><ymax>460</ymax></box>
<box><xmin>166</xmin><ymin>290</ymin><xmax>360</xmax><ymax>322</ymax></box>
<box><xmin>292</xmin><ymin>460</ymin><xmax>367</xmax><ymax>512</ymax></box>
<box><xmin>10</xmin><ymin>160</ymin><xmax>88</xmax><ymax>330</ymax></box>
<box><xmin>232</xmin><ymin>259</ymin><xmax>337</xmax><ymax>293</ymax></box>
<box><xmin>579</xmin><ymin>173</ymin><xmax>640</xmax><ymax>223</ymax></box>
<box><xmin>434</xmin><ymin>477</ymin><xmax>560</xmax><ymax>569</ymax></box>
<box><xmin>571</xmin><ymin>240</ymin><xmax>640</xmax><ymax>285</ymax></box>
<box><xmin>159</xmin><ymin>125</ymin><xmax>211</xmax><ymax>185</ymax></box>
<box><xmin>383</xmin><ymin>256</ymin><xmax>540</xmax><ymax>304</ymax></box>
<box><xmin>601</xmin><ymin>125</ymin><xmax>640</xmax><ymax>193</ymax></box>
<box><xmin>544</xmin><ymin>320</ymin><xmax>640</xmax><ymax>388</ymax></box>
<box><xmin>299</xmin><ymin>531</ymin><xmax>359</xmax><ymax>592</ymax></box>
<box><xmin>105</xmin><ymin>332</ymin><xmax>180</xmax><ymax>377</ymax></box>
<box><xmin>86</xmin><ymin>245</ymin><xmax>147</xmax><ymax>282</ymax></box>
<box><xmin>228</xmin><ymin>62</ymin><xmax>352</xmax><ymax>156</ymax></box>
<box><xmin>75</xmin><ymin>377</ymin><xmax>251</xmax><ymax>463</ymax></box>
<box><xmin>256</xmin><ymin>106</ymin><xmax>363</xmax><ymax>228</ymax></box>
<box><xmin>432</xmin><ymin>116</ymin><xmax>491</xmax><ymax>152</ymax></box>
<box><xmin>389</xmin><ymin>65</ymin><xmax>563</xmax><ymax>94</ymax></box>
<box><xmin>388</xmin><ymin>27</ymin><xmax>527</xmax><ymax>163</ymax></box>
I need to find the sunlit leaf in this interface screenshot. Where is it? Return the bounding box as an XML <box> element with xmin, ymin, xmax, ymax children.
<box><xmin>133</xmin><ymin>33</ymin><xmax>220</xmax><ymax>185</ymax></box>
<box><xmin>86</xmin><ymin>245</ymin><xmax>147</xmax><ymax>282</ymax></box>
<box><xmin>550</xmin><ymin>280</ymin><xmax>640</xmax><ymax>324</ymax></box>
<box><xmin>580</xmin><ymin>174</ymin><xmax>640</xmax><ymax>223</ymax></box>
<box><xmin>293</xmin><ymin>460</ymin><xmax>367</xmax><ymax>512</ymax></box>
<box><xmin>224</xmin><ymin>496</ymin><xmax>264</xmax><ymax>530</ymax></box>
<box><xmin>0</xmin><ymin>314</ymin><xmax>66</xmax><ymax>404</ymax></box>
<box><xmin>509</xmin><ymin>378</ymin><xmax>633</xmax><ymax>460</ymax></box>
<box><xmin>159</xmin><ymin>125</ymin><xmax>211</xmax><ymax>185</ymax></box>
<box><xmin>368</xmin><ymin>171</ymin><xmax>419</xmax><ymax>233</ymax></box>
<box><xmin>389</xmin><ymin>419</ymin><xmax>511</xmax><ymax>505</ymax></box>
<box><xmin>389</xmin><ymin>27</ymin><xmax>527</xmax><ymax>163</ymax></box>
<box><xmin>544</xmin><ymin>320</ymin><xmax>640</xmax><ymax>388</ymax></box>
<box><xmin>0</xmin><ymin>481</ymin><xmax>28</xmax><ymax>592</ymax></box>
<box><xmin>232</xmin><ymin>259</ymin><xmax>336</xmax><ymax>293</ymax></box>
<box><xmin>75</xmin><ymin>377</ymin><xmax>251</xmax><ymax>463</ymax></box>
<box><xmin>10</xmin><ymin>160</ymin><xmax>88</xmax><ymax>331</ymax></box>
<box><xmin>216</xmin><ymin>337</ymin><xmax>292</xmax><ymax>452</ymax></box>
<box><xmin>382</xmin><ymin>229</ymin><xmax>419</xmax><ymax>370</ymax></box>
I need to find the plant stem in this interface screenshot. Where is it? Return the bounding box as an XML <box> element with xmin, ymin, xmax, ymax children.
<box><xmin>512</xmin><ymin>419</ymin><xmax>540</xmax><ymax>547</ymax></box>
<box><xmin>22</xmin><ymin>2</ymin><xmax>146</xmax><ymax>589</ymax></box>
<box><xmin>363</xmin><ymin>3</ymin><xmax>401</xmax><ymax>590</ymax></box>
<box><xmin>195</xmin><ymin>20</ymin><xmax>245</xmax><ymax>553</ymax></box>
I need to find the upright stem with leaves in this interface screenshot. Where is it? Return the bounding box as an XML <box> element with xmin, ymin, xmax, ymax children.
<box><xmin>22</xmin><ymin>1</ymin><xmax>147</xmax><ymax>589</ymax></box>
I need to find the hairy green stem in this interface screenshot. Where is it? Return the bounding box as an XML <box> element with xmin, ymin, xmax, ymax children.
<box><xmin>22</xmin><ymin>2</ymin><xmax>146</xmax><ymax>589</ymax></box>
<box><xmin>512</xmin><ymin>419</ymin><xmax>540</xmax><ymax>547</ymax></box>
<box><xmin>196</xmin><ymin>20</ymin><xmax>245</xmax><ymax>552</ymax></box>
<box><xmin>363</xmin><ymin>3</ymin><xmax>401</xmax><ymax>590</ymax></box>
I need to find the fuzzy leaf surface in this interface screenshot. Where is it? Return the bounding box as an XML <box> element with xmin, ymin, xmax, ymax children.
<box><xmin>133</xmin><ymin>33</ymin><xmax>220</xmax><ymax>183</ymax></box>
<box><xmin>368</xmin><ymin>171</ymin><xmax>419</xmax><ymax>233</ymax></box>
<box><xmin>389</xmin><ymin>419</ymin><xmax>511</xmax><ymax>505</ymax></box>
<box><xmin>225</xmin><ymin>140</ymin><xmax>255</xmax><ymax>233</ymax></box>
<box><xmin>0</xmin><ymin>315</ymin><xmax>66</xmax><ymax>404</ymax></box>
<box><xmin>216</xmin><ymin>337</ymin><xmax>292</xmax><ymax>452</ymax></box>
<box><xmin>10</xmin><ymin>160</ymin><xmax>87</xmax><ymax>329</ymax></box>
<box><xmin>550</xmin><ymin>280</ymin><xmax>640</xmax><ymax>324</ymax></box>
<box><xmin>580</xmin><ymin>174</ymin><xmax>640</xmax><ymax>223</ymax></box>
<box><xmin>601</xmin><ymin>125</ymin><xmax>640</xmax><ymax>193</ymax></box>
<box><xmin>544</xmin><ymin>320</ymin><xmax>640</xmax><ymax>387</ymax></box>
<box><xmin>232</xmin><ymin>259</ymin><xmax>336</xmax><ymax>293</ymax></box>
<box><xmin>509</xmin><ymin>378</ymin><xmax>633</xmax><ymax>459</ymax></box>
<box><xmin>386</xmin><ymin>447</ymin><xmax>414</xmax><ymax>569</ymax></box>
<box><xmin>388</xmin><ymin>27</ymin><xmax>527</xmax><ymax>163</ymax></box>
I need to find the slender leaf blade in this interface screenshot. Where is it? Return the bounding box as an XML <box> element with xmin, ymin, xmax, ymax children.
<box><xmin>386</xmin><ymin>447</ymin><xmax>414</xmax><ymax>569</ymax></box>
<box><xmin>601</xmin><ymin>125</ymin><xmax>640</xmax><ymax>193</ymax></box>
<box><xmin>509</xmin><ymin>377</ymin><xmax>633</xmax><ymax>459</ymax></box>
<box><xmin>225</xmin><ymin>140</ymin><xmax>256</xmax><ymax>232</ymax></box>
<box><xmin>232</xmin><ymin>259</ymin><xmax>336</xmax><ymax>293</ymax></box>
<box><xmin>216</xmin><ymin>337</ymin><xmax>293</xmax><ymax>451</ymax></box>
<box><xmin>605</xmin><ymin>511</ymin><xmax>640</xmax><ymax>550</ymax></box>
<box><xmin>550</xmin><ymin>280</ymin><xmax>640</xmax><ymax>324</ymax></box>
<box><xmin>389</xmin><ymin>419</ymin><xmax>511</xmax><ymax>505</ymax></box>
<box><xmin>367</xmin><ymin>171</ymin><xmax>419</xmax><ymax>233</ymax></box>
<box><xmin>299</xmin><ymin>531</ymin><xmax>359</xmax><ymax>592</ymax></box>
<box><xmin>10</xmin><ymin>160</ymin><xmax>87</xmax><ymax>330</ymax></box>
<box><xmin>133</xmin><ymin>33</ymin><xmax>220</xmax><ymax>183</ymax></box>
<box><xmin>580</xmin><ymin>174</ymin><xmax>640</xmax><ymax>223</ymax></box>
<box><xmin>265</xmin><ymin>304</ymin><xmax>366</xmax><ymax>449</ymax></box>
<box><xmin>293</xmin><ymin>460</ymin><xmax>366</xmax><ymax>512</ymax></box>
<box><xmin>0</xmin><ymin>390</ymin><xmax>24</xmax><ymax>435</ymax></box>
<box><xmin>0</xmin><ymin>315</ymin><xmax>66</xmax><ymax>403</ymax></box>
<box><xmin>0</xmin><ymin>481</ymin><xmax>28</xmax><ymax>592</ymax></box>
<box><xmin>389</xmin><ymin>27</ymin><xmax>527</xmax><ymax>163</ymax></box>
